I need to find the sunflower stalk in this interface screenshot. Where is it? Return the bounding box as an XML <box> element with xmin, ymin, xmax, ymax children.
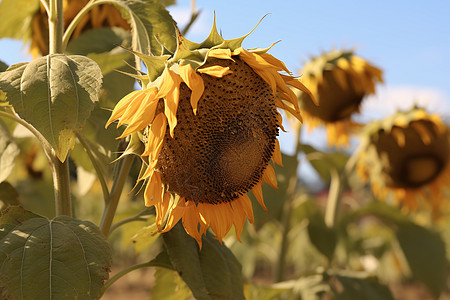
<box><xmin>75</xmin><ymin>133</ymin><xmax>110</xmax><ymax>204</ymax></box>
<box><xmin>100</xmin><ymin>154</ymin><xmax>134</xmax><ymax>236</ymax></box>
<box><xmin>101</xmin><ymin>260</ymin><xmax>155</xmax><ymax>294</ymax></box>
<box><xmin>274</xmin><ymin>129</ymin><xmax>301</xmax><ymax>282</ymax></box>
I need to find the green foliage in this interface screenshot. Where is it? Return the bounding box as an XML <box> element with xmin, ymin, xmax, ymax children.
<box><xmin>342</xmin><ymin>201</ymin><xmax>447</xmax><ymax>296</ymax></box>
<box><xmin>0</xmin><ymin>206</ymin><xmax>112</xmax><ymax>300</ymax></box>
<box><xmin>301</xmin><ymin>144</ymin><xmax>349</xmax><ymax>182</ymax></box>
<box><xmin>329</xmin><ymin>273</ymin><xmax>395</xmax><ymax>300</ymax></box>
<box><xmin>0</xmin><ymin>54</ymin><xmax>103</xmax><ymax>161</ymax></box>
<box><xmin>0</xmin><ymin>119</ymin><xmax>19</xmax><ymax>182</ymax></box>
<box><xmin>107</xmin><ymin>0</ymin><xmax>177</xmax><ymax>55</ymax></box>
<box><xmin>162</xmin><ymin>223</ymin><xmax>245</xmax><ymax>300</ymax></box>
<box><xmin>0</xmin><ymin>0</ymin><xmax>40</xmax><ymax>40</ymax></box>
<box><xmin>0</xmin><ymin>182</ymin><xmax>20</xmax><ymax>209</ymax></box>
<box><xmin>151</xmin><ymin>267</ymin><xmax>193</xmax><ymax>300</ymax></box>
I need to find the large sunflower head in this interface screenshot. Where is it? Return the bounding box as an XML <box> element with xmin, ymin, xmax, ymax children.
<box><xmin>30</xmin><ymin>0</ymin><xmax>130</xmax><ymax>56</ymax></box>
<box><xmin>356</xmin><ymin>107</ymin><xmax>450</xmax><ymax>218</ymax></box>
<box><xmin>106</xmin><ymin>19</ymin><xmax>314</xmax><ymax>246</ymax></box>
<box><xmin>295</xmin><ymin>49</ymin><xmax>383</xmax><ymax>147</ymax></box>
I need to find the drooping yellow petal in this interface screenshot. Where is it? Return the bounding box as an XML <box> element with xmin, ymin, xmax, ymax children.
<box><xmin>272</xmin><ymin>139</ymin><xmax>283</xmax><ymax>166</ymax></box>
<box><xmin>164</xmin><ymin>83</ymin><xmax>180</xmax><ymax>137</ymax></box>
<box><xmin>262</xmin><ymin>164</ymin><xmax>278</xmax><ymax>189</ymax></box>
<box><xmin>181</xmin><ymin>200</ymin><xmax>203</xmax><ymax>247</ymax></box>
<box><xmin>105</xmin><ymin>90</ymin><xmax>142</xmax><ymax>127</ymax></box>
<box><xmin>144</xmin><ymin>170</ymin><xmax>162</xmax><ymax>207</ymax></box>
<box><xmin>141</xmin><ymin>113</ymin><xmax>167</xmax><ymax>160</ymax></box>
<box><xmin>197</xmin><ymin>65</ymin><xmax>232</xmax><ymax>77</ymax></box>
<box><xmin>207</xmin><ymin>48</ymin><xmax>234</xmax><ymax>60</ymax></box>
<box><xmin>118</xmin><ymin>88</ymin><xmax>159</xmax><ymax>138</ymax></box>
<box><xmin>231</xmin><ymin>195</ymin><xmax>254</xmax><ymax>242</ymax></box>
<box><xmin>198</xmin><ymin>202</ymin><xmax>234</xmax><ymax>242</ymax></box>
<box><xmin>251</xmin><ymin>182</ymin><xmax>267</xmax><ymax>211</ymax></box>
<box><xmin>179</xmin><ymin>64</ymin><xmax>205</xmax><ymax>114</ymax></box>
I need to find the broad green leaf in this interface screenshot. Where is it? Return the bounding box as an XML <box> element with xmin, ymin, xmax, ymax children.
<box><xmin>158</xmin><ymin>0</ymin><xmax>176</xmax><ymax>6</ymax></box>
<box><xmin>0</xmin><ymin>0</ymin><xmax>40</xmax><ymax>40</ymax></box>
<box><xmin>0</xmin><ymin>60</ymin><xmax>7</xmax><ymax>72</ymax></box>
<box><xmin>0</xmin><ymin>205</ymin><xmax>43</xmax><ymax>226</ymax></box>
<box><xmin>0</xmin><ymin>54</ymin><xmax>103</xmax><ymax>161</ymax></box>
<box><xmin>342</xmin><ymin>201</ymin><xmax>447</xmax><ymax>297</ymax></box>
<box><xmin>396</xmin><ymin>222</ymin><xmax>446</xmax><ymax>297</ymax></box>
<box><xmin>66</xmin><ymin>27</ymin><xmax>132</xmax><ymax>55</ymax></box>
<box><xmin>297</xmin><ymin>200</ymin><xmax>337</xmax><ymax>262</ymax></box>
<box><xmin>162</xmin><ymin>222</ymin><xmax>245</xmax><ymax>300</ymax></box>
<box><xmin>0</xmin><ymin>120</ymin><xmax>19</xmax><ymax>182</ymax></box>
<box><xmin>0</xmin><ymin>215</ymin><xmax>112</xmax><ymax>300</ymax></box>
<box><xmin>330</xmin><ymin>274</ymin><xmax>394</xmax><ymax>300</ymax></box>
<box><xmin>0</xmin><ymin>182</ymin><xmax>20</xmax><ymax>209</ymax></box>
<box><xmin>104</xmin><ymin>0</ymin><xmax>177</xmax><ymax>55</ymax></box>
<box><xmin>302</xmin><ymin>144</ymin><xmax>349</xmax><ymax>183</ymax></box>
<box><xmin>151</xmin><ymin>267</ymin><xmax>193</xmax><ymax>300</ymax></box>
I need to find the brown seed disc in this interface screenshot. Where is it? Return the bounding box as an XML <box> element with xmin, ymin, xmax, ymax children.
<box><xmin>373</xmin><ymin>120</ymin><xmax>449</xmax><ymax>188</ymax></box>
<box><xmin>155</xmin><ymin>57</ymin><xmax>279</xmax><ymax>204</ymax></box>
<box><xmin>300</xmin><ymin>70</ymin><xmax>364</xmax><ymax>122</ymax></box>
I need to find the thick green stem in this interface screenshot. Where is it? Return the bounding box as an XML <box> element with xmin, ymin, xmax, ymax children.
<box><xmin>274</xmin><ymin>128</ymin><xmax>301</xmax><ymax>282</ymax></box>
<box><xmin>50</xmin><ymin>154</ymin><xmax>72</xmax><ymax>216</ymax></box>
<box><xmin>100</xmin><ymin>155</ymin><xmax>134</xmax><ymax>236</ymax></box>
<box><xmin>102</xmin><ymin>260</ymin><xmax>155</xmax><ymax>293</ymax></box>
<box><xmin>324</xmin><ymin>168</ymin><xmax>342</xmax><ymax>228</ymax></box>
<box><xmin>76</xmin><ymin>133</ymin><xmax>110</xmax><ymax>204</ymax></box>
<box><xmin>47</xmin><ymin>0</ymin><xmax>72</xmax><ymax>216</ymax></box>
<box><xmin>48</xmin><ymin>0</ymin><xmax>64</xmax><ymax>54</ymax></box>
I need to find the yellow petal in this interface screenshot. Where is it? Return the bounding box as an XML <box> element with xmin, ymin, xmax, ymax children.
<box><xmin>197</xmin><ymin>65</ymin><xmax>232</xmax><ymax>77</ymax></box>
<box><xmin>263</xmin><ymin>164</ymin><xmax>278</xmax><ymax>189</ymax></box>
<box><xmin>105</xmin><ymin>90</ymin><xmax>141</xmax><ymax>128</ymax></box>
<box><xmin>179</xmin><ymin>64</ymin><xmax>205</xmax><ymax>115</ymax></box>
<box><xmin>164</xmin><ymin>84</ymin><xmax>180</xmax><ymax>138</ymax></box>
<box><xmin>251</xmin><ymin>182</ymin><xmax>267</xmax><ymax>211</ymax></box>
<box><xmin>272</xmin><ymin>139</ymin><xmax>283</xmax><ymax>166</ymax></box>
<box><xmin>118</xmin><ymin>89</ymin><xmax>159</xmax><ymax>138</ymax></box>
<box><xmin>144</xmin><ymin>170</ymin><xmax>162</xmax><ymax>207</ymax></box>
<box><xmin>207</xmin><ymin>48</ymin><xmax>234</xmax><ymax>60</ymax></box>
<box><xmin>141</xmin><ymin>113</ymin><xmax>167</xmax><ymax>160</ymax></box>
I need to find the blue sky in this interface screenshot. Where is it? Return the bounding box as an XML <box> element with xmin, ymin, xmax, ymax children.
<box><xmin>1</xmin><ymin>0</ymin><xmax>449</xmax><ymax>187</ymax></box>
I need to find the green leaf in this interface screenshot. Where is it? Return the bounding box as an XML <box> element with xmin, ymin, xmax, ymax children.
<box><xmin>297</xmin><ymin>200</ymin><xmax>337</xmax><ymax>262</ymax></box>
<box><xmin>302</xmin><ymin>144</ymin><xmax>349</xmax><ymax>183</ymax></box>
<box><xmin>105</xmin><ymin>0</ymin><xmax>177</xmax><ymax>55</ymax></box>
<box><xmin>66</xmin><ymin>27</ymin><xmax>132</xmax><ymax>55</ymax></box>
<box><xmin>0</xmin><ymin>60</ymin><xmax>7</xmax><ymax>72</ymax></box>
<box><xmin>396</xmin><ymin>222</ymin><xmax>446</xmax><ymax>297</ymax></box>
<box><xmin>330</xmin><ymin>274</ymin><xmax>394</xmax><ymax>300</ymax></box>
<box><xmin>151</xmin><ymin>267</ymin><xmax>193</xmax><ymax>300</ymax></box>
<box><xmin>0</xmin><ymin>215</ymin><xmax>112</xmax><ymax>299</ymax></box>
<box><xmin>342</xmin><ymin>201</ymin><xmax>447</xmax><ymax>297</ymax></box>
<box><xmin>0</xmin><ymin>0</ymin><xmax>40</xmax><ymax>40</ymax></box>
<box><xmin>162</xmin><ymin>223</ymin><xmax>245</xmax><ymax>300</ymax></box>
<box><xmin>0</xmin><ymin>182</ymin><xmax>20</xmax><ymax>209</ymax></box>
<box><xmin>0</xmin><ymin>54</ymin><xmax>103</xmax><ymax>161</ymax></box>
<box><xmin>0</xmin><ymin>120</ymin><xmax>19</xmax><ymax>182</ymax></box>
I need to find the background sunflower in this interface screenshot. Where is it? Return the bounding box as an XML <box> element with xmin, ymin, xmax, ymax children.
<box><xmin>295</xmin><ymin>49</ymin><xmax>383</xmax><ymax>147</ymax></box>
<box><xmin>356</xmin><ymin>107</ymin><xmax>450</xmax><ymax>218</ymax></box>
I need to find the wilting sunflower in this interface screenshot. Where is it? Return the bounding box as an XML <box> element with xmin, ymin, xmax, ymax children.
<box><xmin>356</xmin><ymin>107</ymin><xmax>450</xmax><ymax>218</ymax></box>
<box><xmin>106</xmin><ymin>20</ymin><xmax>314</xmax><ymax>246</ymax></box>
<box><xmin>295</xmin><ymin>49</ymin><xmax>383</xmax><ymax>147</ymax></box>
<box><xmin>30</xmin><ymin>0</ymin><xmax>129</xmax><ymax>56</ymax></box>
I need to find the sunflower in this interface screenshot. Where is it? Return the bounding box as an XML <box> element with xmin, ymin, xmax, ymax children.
<box><xmin>106</xmin><ymin>20</ymin><xmax>314</xmax><ymax>246</ymax></box>
<box><xmin>295</xmin><ymin>49</ymin><xmax>383</xmax><ymax>147</ymax></box>
<box><xmin>30</xmin><ymin>0</ymin><xmax>130</xmax><ymax>56</ymax></box>
<box><xmin>356</xmin><ymin>107</ymin><xmax>450</xmax><ymax>218</ymax></box>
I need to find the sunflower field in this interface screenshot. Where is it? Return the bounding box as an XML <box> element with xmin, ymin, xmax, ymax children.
<box><xmin>0</xmin><ymin>1</ymin><xmax>449</xmax><ymax>299</ymax></box>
